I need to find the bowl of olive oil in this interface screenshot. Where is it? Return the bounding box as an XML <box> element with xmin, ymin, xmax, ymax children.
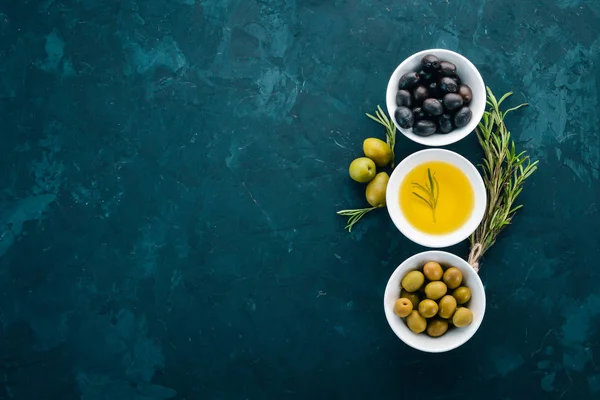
<box><xmin>386</xmin><ymin>149</ymin><xmax>486</xmax><ymax>248</ymax></box>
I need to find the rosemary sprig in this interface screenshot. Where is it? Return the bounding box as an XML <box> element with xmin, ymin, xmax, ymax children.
<box><xmin>412</xmin><ymin>168</ymin><xmax>439</xmax><ymax>222</ymax></box>
<box><xmin>366</xmin><ymin>105</ymin><xmax>397</xmax><ymax>167</ymax></box>
<box><xmin>337</xmin><ymin>207</ymin><xmax>377</xmax><ymax>232</ymax></box>
<box><xmin>468</xmin><ymin>87</ymin><xmax>538</xmax><ymax>271</ymax></box>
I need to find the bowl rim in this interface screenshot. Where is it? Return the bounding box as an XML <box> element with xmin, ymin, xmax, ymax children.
<box><xmin>383</xmin><ymin>250</ymin><xmax>486</xmax><ymax>353</ymax></box>
<box><xmin>385</xmin><ymin>148</ymin><xmax>487</xmax><ymax>248</ymax></box>
<box><xmin>386</xmin><ymin>48</ymin><xmax>486</xmax><ymax>147</ymax></box>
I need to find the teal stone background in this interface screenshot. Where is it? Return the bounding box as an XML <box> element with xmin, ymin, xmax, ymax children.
<box><xmin>0</xmin><ymin>0</ymin><xmax>599</xmax><ymax>398</ymax></box>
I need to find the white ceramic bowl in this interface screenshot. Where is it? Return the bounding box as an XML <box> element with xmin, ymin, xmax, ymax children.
<box><xmin>384</xmin><ymin>251</ymin><xmax>486</xmax><ymax>352</ymax></box>
<box><xmin>386</xmin><ymin>49</ymin><xmax>485</xmax><ymax>147</ymax></box>
<box><xmin>386</xmin><ymin>149</ymin><xmax>486</xmax><ymax>248</ymax></box>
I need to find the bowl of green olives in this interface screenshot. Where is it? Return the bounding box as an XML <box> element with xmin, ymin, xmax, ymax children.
<box><xmin>383</xmin><ymin>251</ymin><xmax>485</xmax><ymax>352</ymax></box>
<box><xmin>386</xmin><ymin>49</ymin><xmax>485</xmax><ymax>147</ymax></box>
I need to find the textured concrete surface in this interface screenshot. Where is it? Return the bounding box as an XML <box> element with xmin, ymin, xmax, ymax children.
<box><xmin>0</xmin><ymin>0</ymin><xmax>599</xmax><ymax>399</ymax></box>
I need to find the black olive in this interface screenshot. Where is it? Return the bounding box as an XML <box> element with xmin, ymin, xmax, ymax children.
<box><xmin>395</xmin><ymin>106</ymin><xmax>415</xmax><ymax>129</ymax></box>
<box><xmin>437</xmin><ymin>114</ymin><xmax>454</xmax><ymax>133</ymax></box>
<box><xmin>422</xmin><ymin>98</ymin><xmax>444</xmax><ymax>116</ymax></box>
<box><xmin>454</xmin><ymin>107</ymin><xmax>472</xmax><ymax>127</ymax></box>
<box><xmin>454</xmin><ymin>75</ymin><xmax>462</xmax><ymax>86</ymax></box>
<box><xmin>412</xmin><ymin>107</ymin><xmax>426</xmax><ymax>121</ymax></box>
<box><xmin>396</xmin><ymin>90</ymin><xmax>412</xmax><ymax>107</ymax></box>
<box><xmin>458</xmin><ymin>84</ymin><xmax>473</xmax><ymax>103</ymax></box>
<box><xmin>412</xmin><ymin>86</ymin><xmax>428</xmax><ymax>106</ymax></box>
<box><xmin>443</xmin><ymin>93</ymin><xmax>463</xmax><ymax>112</ymax></box>
<box><xmin>398</xmin><ymin>72</ymin><xmax>420</xmax><ymax>90</ymax></box>
<box><xmin>439</xmin><ymin>77</ymin><xmax>458</xmax><ymax>94</ymax></box>
<box><xmin>413</xmin><ymin>120</ymin><xmax>437</xmax><ymax>136</ymax></box>
<box><xmin>421</xmin><ymin>54</ymin><xmax>440</xmax><ymax>72</ymax></box>
<box><xmin>418</xmin><ymin>70</ymin><xmax>434</xmax><ymax>84</ymax></box>
<box><xmin>427</xmin><ymin>81</ymin><xmax>440</xmax><ymax>98</ymax></box>
<box><xmin>439</xmin><ymin>61</ymin><xmax>457</xmax><ymax>76</ymax></box>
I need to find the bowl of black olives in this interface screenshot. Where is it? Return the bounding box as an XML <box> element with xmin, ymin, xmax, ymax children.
<box><xmin>383</xmin><ymin>250</ymin><xmax>486</xmax><ymax>353</ymax></box>
<box><xmin>386</xmin><ymin>49</ymin><xmax>485</xmax><ymax>147</ymax></box>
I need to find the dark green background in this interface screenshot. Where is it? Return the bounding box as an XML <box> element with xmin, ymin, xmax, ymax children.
<box><xmin>0</xmin><ymin>0</ymin><xmax>599</xmax><ymax>398</ymax></box>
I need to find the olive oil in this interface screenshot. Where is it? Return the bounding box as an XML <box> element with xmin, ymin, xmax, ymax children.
<box><xmin>399</xmin><ymin>161</ymin><xmax>474</xmax><ymax>235</ymax></box>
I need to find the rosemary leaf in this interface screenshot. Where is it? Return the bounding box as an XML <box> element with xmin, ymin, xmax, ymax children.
<box><xmin>412</xmin><ymin>192</ymin><xmax>433</xmax><ymax>208</ymax></box>
<box><xmin>427</xmin><ymin>169</ymin><xmax>434</xmax><ymax>197</ymax></box>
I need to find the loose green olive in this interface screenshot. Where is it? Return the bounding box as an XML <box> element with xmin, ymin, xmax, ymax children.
<box><xmin>401</xmin><ymin>270</ymin><xmax>425</xmax><ymax>293</ymax></box>
<box><xmin>423</xmin><ymin>261</ymin><xmax>443</xmax><ymax>281</ymax></box>
<box><xmin>406</xmin><ymin>310</ymin><xmax>427</xmax><ymax>333</ymax></box>
<box><xmin>438</xmin><ymin>295</ymin><xmax>457</xmax><ymax>319</ymax></box>
<box><xmin>452</xmin><ymin>286</ymin><xmax>471</xmax><ymax>305</ymax></box>
<box><xmin>424</xmin><ymin>281</ymin><xmax>447</xmax><ymax>300</ymax></box>
<box><xmin>400</xmin><ymin>289</ymin><xmax>420</xmax><ymax>308</ymax></box>
<box><xmin>452</xmin><ymin>307</ymin><xmax>473</xmax><ymax>327</ymax></box>
<box><xmin>418</xmin><ymin>299</ymin><xmax>439</xmax><ymax>318</ymax></box>
<box><xmin>427</xmin><ymin>319</ymin><xmax>449</xmax><ymax>337</ymax></box>
<box><xmin>393</xmin><ymin>298</ymin><xmax>413</xmax><ymax>318</ymax></box>
<box><xmin>443</xmin><ymin>267</ymin><xmax>463</xmax><ymax>289</ymax></box>
<box><xmin>365</xmin><ymin>172</ymin><xmax>389</xmax><ymax>207</ymax></box>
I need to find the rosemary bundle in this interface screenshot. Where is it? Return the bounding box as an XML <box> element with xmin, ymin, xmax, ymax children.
<box><xmin>468</xmin><ymin>88</ymin><xmax>538</xmax><ymax>271</ymax></box>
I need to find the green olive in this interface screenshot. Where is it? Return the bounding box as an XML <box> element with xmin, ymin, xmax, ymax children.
<box><xmin>423</xmin><ymin>261</ymin><xmax>443</xmax><ymax>281</ymax></box>
<box><xmin>365</xmin><ymin>172</ymin><xmax>389</xmax><ymax>207</ymax></box>
<box><xmin>400</xmin><ymin>289</ymin><xmax>420</xmax><ymax>308</ymax></box>
<box><xmin>452</xmin><ymin>286</ymin><xmax>471</xmax><ymax>304</ymax></box>
<box><xmin>393</xmin><ymin>298</ymin><xmax>413</xmax><ymax>318</ymax></box>
<box><xmin>406</xmin><ymin>310</ymin><xmax>427</xmax><ymax>334</ymax></box>
<box><xmin>348</xmin><ymin>157</ymin><xmax>376</xmax><ymax>183</ymax></box>
<box><xmin>452</xmin><ymin>307</ymin><xmax>473</xmax><ymax>327</ymax></box>
<box><xmin>363</xmin><ymin>138</ymin><xmax>392</xmax><ymax>167</ymax></box>
<box><xmin>443</xmin><ymin>267</ymin><xmax>463</xmax><ymax>289</ymax></box>
<box><xmin>401</xmin><ymin>270</ymin><xmax>425</xmax><ymax>292</ymax></box>
<box><xmin>418</xmin><ymin>299</ymin><xmax>439</xmax><ymax>318</ymax></box>
<box><xmin>424</xmin><ymin>281</ymin><xmax>447</xmax><ymax>300</ymax></box>
<box><xmin>427</xmin><ymin>319</ymin><xmax>449</xmax><ymax>337</ymax></box>
<box><xmin>438</xmin><ymin>295</ymin><xmax>457</xmax><ymax>319</ymax></box>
